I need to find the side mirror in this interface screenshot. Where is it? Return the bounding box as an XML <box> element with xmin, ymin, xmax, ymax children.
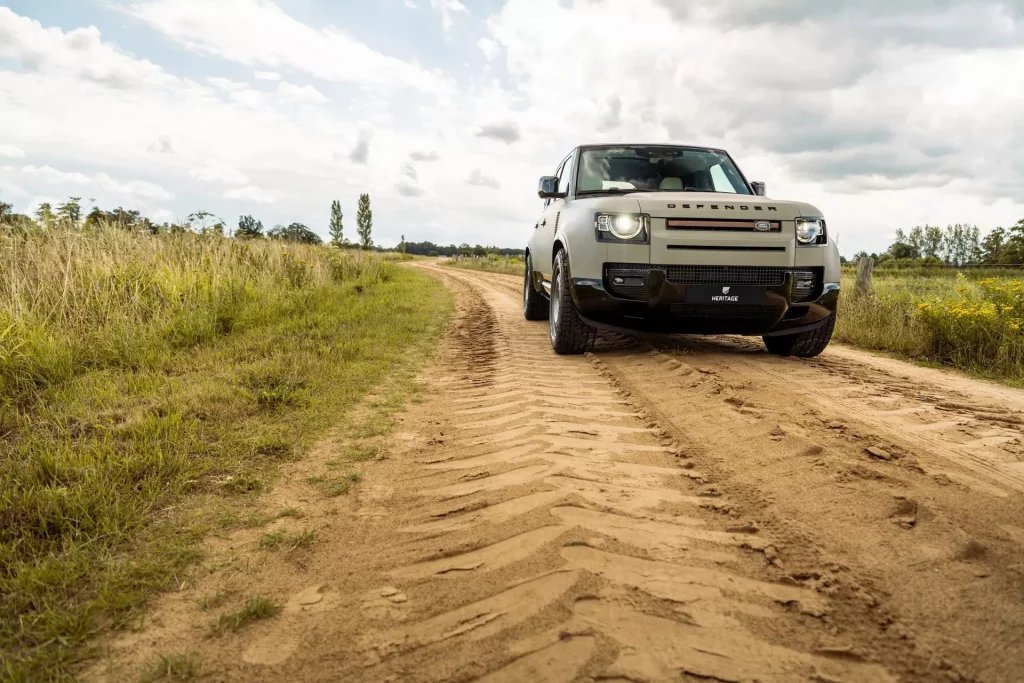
<box><xmin>751</xmin><ymin>181</ymin><xmax>766</xmax><ymax>197</ymax></box>
<box><xmin>538</xmin><ymin>176</ymin><xmax>565</xmax><ymax>199</ymax></box>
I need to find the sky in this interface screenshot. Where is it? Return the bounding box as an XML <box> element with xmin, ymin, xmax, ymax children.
<box><xmin>1</xmin><ymin>0</ymin><xmax>1024</xmax><ymax>255</ymax></box>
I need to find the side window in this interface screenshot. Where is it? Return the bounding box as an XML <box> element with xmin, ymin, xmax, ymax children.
<box><xmin>710</xmin><ymin>164</ymin><xmax>736</xmax><ymax>193</ymax></box>
<box><xmin>558</xmin><ymin>153</ymin><xmax>575</xmax><ymax>196</ymax></box>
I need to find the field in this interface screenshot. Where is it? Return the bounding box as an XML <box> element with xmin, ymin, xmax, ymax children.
<box><xmin>442</xmin><ymin>254</ymin><xmax>524</xmax><ymax>277</ymax></box>
<box><xmin>836</xmin><ymin>266</ymin><xmax>1024</xmax><ymax>383</ymax></box>
<box><xmin>0</xmin><ymin>227</ymin><xmax>452</xmax><ymax>680</ymax></box>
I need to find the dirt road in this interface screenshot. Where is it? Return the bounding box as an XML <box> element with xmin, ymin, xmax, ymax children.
<box><xmin>93</xmin><ymin>264</ymin><xmax>1024</xmax><ymax>682</ymax></box>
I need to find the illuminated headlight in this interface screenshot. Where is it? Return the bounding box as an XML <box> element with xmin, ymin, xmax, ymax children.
<box><xmin>595</xmin><ymin>213</ymin><xmax>648</xmax><ymax>240</ymax></box>
<box><xmin>795</xmin><ymin>217</ymin><xmax>825</xmax><ymax>245</ymax></box>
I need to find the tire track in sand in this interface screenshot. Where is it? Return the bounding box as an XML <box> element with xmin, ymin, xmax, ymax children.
<box><xmin>351</xmin><ymin>265</ymin><xmax>896</xmax><ymax>682</ymax></box>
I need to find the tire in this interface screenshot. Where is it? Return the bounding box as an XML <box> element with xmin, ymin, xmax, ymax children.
<box><xmin>549</xmin><ymin>249</ymin><xmax>595</xmax><ymax>355</ymax></box>
<box><xmin>523</xmin><ymin>254</ymin><xmax>548</xmax><ymax>321</ymax></box>
<box><xmin>763</xmin><ymin>312</ymin><xmax>836</xmax><ymax>358</ymax></box>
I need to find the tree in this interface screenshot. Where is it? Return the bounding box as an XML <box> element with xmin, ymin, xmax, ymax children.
<box><xmin>35</xmin><ymin>203</ymin><xmax>56</xmax><ymax>228</ymax></box>
<box><xmin>356</xmin><ymin>193</ymin><xmax>373</xmax><ymax>249</ymax></box>
<box><xmin>981</xmin><ymin>227</ymin><xmax>1006</xmax><ymax>264</ymax></box>
<box><xmin>84</xmin><ymin>206</ymin><xmax>106</xmax><ymax>228</ymax></box>
<box><xmin>268</xmin><ymin>222</ymin><xmax>322</xmax><ymax>245</ymax></box>
<box><xmin>237</xmin><ymin>214</ymin><xmax>264</xmax><ymax>239</ymax></box>
<box><xmin>921</xmin><ymin>225</ymin><xmax>943</xmax><ymax>259</ymax></box>
<box><xmin>329</xmin><ymin>200</ymin><xmax>344</xmax><ymax>247</ymax></box>
<box><xmin>56</xmin><ymin>196</ymin><xmax>82</xmax><ymax>227</ymax></box>
<box><xmin>0</xmin><ymin>201</ymin><xmax>12</xmax><ymax>224</ymax></box>
<box><xmin>887</xmin><ymin>228</ymin><xmax>921</xmax><ymax>260</ymax></box>
<box><xmin>400</xmin><ymin>234</ymin><xmax>406</xmax><ymax>255</ymax></box>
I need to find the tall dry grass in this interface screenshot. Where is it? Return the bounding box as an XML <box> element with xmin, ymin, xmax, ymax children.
<box><xmin>0</xmin><ymin>225</ymin><xmax>452</xmax><ymax>680</ymax></box>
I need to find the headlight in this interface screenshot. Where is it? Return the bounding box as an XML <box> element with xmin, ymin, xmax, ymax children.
<box><xmin>795</xmin><ymin>217</ymin><xmax>825</xmax><ymax>245</ymax></box>
<box><xmin>595</xmin><ymin>213</ymin><xmax>648</xmax><ymax>240</ymax></box>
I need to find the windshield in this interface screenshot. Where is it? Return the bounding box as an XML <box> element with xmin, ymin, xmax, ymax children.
<box><xmin>576</xmin><ymin>146</ymin><xmax>752</xmax><ymax>195</ymax></box>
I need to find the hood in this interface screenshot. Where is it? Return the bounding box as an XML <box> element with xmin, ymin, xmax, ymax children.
<box><xmin>631</xmin><ymin>192</ymin><xmax>810</xmax><ymax>220</ymax></box>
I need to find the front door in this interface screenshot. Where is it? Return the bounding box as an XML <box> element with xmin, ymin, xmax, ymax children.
<box><xmin>536</xmin><ymin>151</ymin><xmax>576</xmax><ymax>281</ymax></box>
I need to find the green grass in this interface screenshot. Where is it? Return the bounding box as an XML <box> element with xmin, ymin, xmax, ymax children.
<box><xmin>443</xmin><ymin>255</ymin><xmax>523</xmax><ymax>276</ymax></box>
<box><xmin>0</xmin><ymin>226</ymin><xmax>453</xmax><ymax>680</ymax></box>
<box><xmin>836</xmin><ymin>267</ymin><xmax>1024</xmax><ymax>383</ymax></box>
<box><xmin>208</xmin><ymin>595</ymin><xmax>282</xmax><ymax>636</ymax></box>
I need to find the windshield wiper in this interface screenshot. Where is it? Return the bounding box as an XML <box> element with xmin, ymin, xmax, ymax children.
<box><xmin>576</xmin><ymin>188</ymin><xmax>645</xmax><ymax>196</ymax></box>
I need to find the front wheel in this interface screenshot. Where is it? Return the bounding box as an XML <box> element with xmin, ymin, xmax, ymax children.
<box><xmin>523</xmin><ymin>254</ymin><xmax>548</xmax><ymax>321</ymax></box>
<box><xmin>549</xmin><ymin>250</ymin><xmax>595</xmax><ymax>355</ymax></box>
<box><xmin>763</xmin><ymin>312</ymin><xmax>836</xmax><ymax>358</ymax></box>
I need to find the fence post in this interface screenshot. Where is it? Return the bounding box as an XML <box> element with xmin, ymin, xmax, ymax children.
<box><xmin>855</xmin><ymin>257</ymin><xmax>874</xmax><ymax>297</ymax></box>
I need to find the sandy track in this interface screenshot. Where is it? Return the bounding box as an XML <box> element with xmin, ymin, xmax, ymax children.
<box><xmin>92</xmin><ymin>264</ymin><xmax>1024</xmax><ymax>682</ymax></box>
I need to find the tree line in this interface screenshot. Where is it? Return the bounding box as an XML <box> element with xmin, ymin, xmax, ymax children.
<box><xmin>0</xmin><ymin>194</ymin><xmax>379</xmax><ymax>249</ymax></box>
<box><xmin>848</xmin><ymin>218</ymin><xmax>1024</xmax><ymax>266</ymax></box>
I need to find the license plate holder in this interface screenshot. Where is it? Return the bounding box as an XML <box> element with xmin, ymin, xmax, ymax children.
<box><xmin>684</xmin><ymin>286</ymin><xmax>767</xmax><ymax>305</ymax></box>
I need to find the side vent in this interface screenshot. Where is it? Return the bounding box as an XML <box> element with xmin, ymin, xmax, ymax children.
<box><xmin>554</xmin><ymin>211</ymin><xmax>561</xmax><ymax>233</ymax></box>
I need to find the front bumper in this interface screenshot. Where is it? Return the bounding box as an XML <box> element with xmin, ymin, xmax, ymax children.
<box><xmin>571</xmin><ymin>264</ymin><xmax>839</xmax><ymax>336</ymax></box>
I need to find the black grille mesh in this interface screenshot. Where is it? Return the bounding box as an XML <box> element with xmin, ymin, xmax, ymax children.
<box><xmin>604</xmin><ymin>264</ymin><xmax>824</xmax><ymax>300</ymax></box>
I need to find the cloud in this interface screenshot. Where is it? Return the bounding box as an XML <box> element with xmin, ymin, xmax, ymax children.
<box><xmin>401</xmin><ymin>163</ymin><xmax>418</xmax><ymax>181</ymax></box>
<box><xmin>189</xmin><ymin>162</ymin><xmax>249</xmax><ymax>185</ymax></box>
<box><xmin>430</xmin><ymin>0</ymin><xmax>469</xmax><ymax>31</ymax></box>
<box><xmin>276</xmin><ymin>81</ymin><xmax>328</xmax><ymax>104</ymax></box>
<box><xmin>396</xmin><ymin>182</ymin><xmax>423</xmax><ymax>197</ymax></box>
<box><xmin>224</xmin><ymin>185</ymin><xmax>274</xmax><ymax>203</ymax></box>
<box><xmin>410</xmin><ymin>150</ymin><xmax>440</xmax><ymax>162</ymax></box>
<box><xmin>467</xmin><ymin>169</ymin><xmax>500</xmax><ymax>189</ymax></box>
<box><xmin>349</xmin><ymin>128</ymin><xmax>373</xmax><ymax>164</ymax></box>
<box><xmin>477</xmin><ymin>37</ymin><xmax>500</xmax><ymax>60</ymax></box>
<box><xmin>476</xmin><ymin>122</ymin><xmax>521</xmax><ymax>144</ymax></box>
<box><xmin>149</xmin><ymin>135</ymin><xmax>174</xmax><ymax>154</ymax></box>
<box><xmin>0</xmin><ymin>7</ymin><xmax>178</xmax><ymax>89</ymax></box>
<box><xmin>207</xmin><ymin>76</ymin><xmax>248</xmax><ymax>92</ymax></box>
<box><xmin>0</xmin><ymin>144</ymin><xmax>26</xmax><ymax>159</ymax></box>
<box><xmin>125</xmin><ymin>0</ymin><xmax>451</xmax><ymax>93</ymax></box>
<box><xmin>21</xmin><ymin>164</ymin><xmax>173</xmax><ymax>201</ymax></box>
<box><xmin>253</xmin><ymin>70</ymin><xmax>281</xmax><ymax>81</ymax></box>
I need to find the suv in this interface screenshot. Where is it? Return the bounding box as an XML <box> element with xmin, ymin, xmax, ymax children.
<box><xmin>523</xmin><ymin>144</ymin><xmax>841</xmax><ymax>356</ymax></box>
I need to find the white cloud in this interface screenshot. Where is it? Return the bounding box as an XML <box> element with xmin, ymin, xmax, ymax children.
<box><xmin>207</xmin><ymin>76</ymin><xmax>248</xmax><ymax>92</ymax></box>
<box><xmin>0</xmin><ymin>7</ymin><xmax>179</xmax><ymax>89</ymax></box>
<box><xmin>477</xmin><ymin>37</ymin><xmax>499</xmax><ymax>61</ymax></box>
<box><xmin>125</xmin><ymin>0</ymin><xmax>452</xmax><ymax>93</ymax></box>
<box><xmin>277</xmin><ymin>81</ymin><xmax>328</xmax><ymax>104</ymax></box>
<box><xmin>430</xmin><ymin>0</ymin><xmax>468</xmax><ymax>32</ymax></box>
<box><xmin>189</xmin><ymin>162</ymin><xmax>249</xmax><ymax>186</ymax></box>
<box><xmin>253</xmin><ymin>70</ymin><xmax>281</xmax><ymax>81</ymax></box>
<box><xmin>0</xmin><ymin>144</ymin><xmax>26</xmax><ymax>159</ymax></box>
<box><xmin>467</xmin><ymin>169</ymin><xmax>500</xmax><ymax>189</ymax></box>
<box><xmin>20</xmin><ymin>164</ymin><xmax>173</xmax><ymax>201</ymax></box>
<box><xmin>225</xmin><ymin>185</ymin><xmax>274</xmax><ymax>203</ymax></box>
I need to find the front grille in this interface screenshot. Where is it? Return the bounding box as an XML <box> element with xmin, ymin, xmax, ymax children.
<box><xmin>670</xmin><ymin>304</ymin><xmax>778</xmax><ymax>320</ymax></box>
<box><xmin>604</xmin><ymin>264</ymin><xmax>823</xmax><ymax>301</ymax></box>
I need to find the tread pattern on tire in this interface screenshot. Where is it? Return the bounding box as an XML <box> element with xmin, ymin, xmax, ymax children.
<box><xmin>550</xmin><ymin>249</ymin><xmax>595</xmax><ymax>355</ymax></box>
<box><xmin>523</xmin><ymin>255</ymin><xmax>549</xmax><ymax>321</ymax></box>
<box><xmin>763</xmin><ymin>311</ymin><xmax>836</xmax><ymax>358</ymax></box>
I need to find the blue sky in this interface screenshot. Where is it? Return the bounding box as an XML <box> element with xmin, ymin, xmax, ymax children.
<box><xmin>2</xmin><ymin>0</ymin><xmax>1024</xmax><ymax>253</ymax></box>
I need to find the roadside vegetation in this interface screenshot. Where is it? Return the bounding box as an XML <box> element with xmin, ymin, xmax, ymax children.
<box><xmin>837</xmin><ymin>267</ymin><xmax>1024</xmax><ymax>383</ymax></box>
<box><xmin>443</xmin><ymin>253</ymin><xmax>525</xmax><ymax>276</ymax></box>
<box><xmin>0</xmin><ymin>214</ymin><xmax>452</xmax><ymax>679</ymax></box>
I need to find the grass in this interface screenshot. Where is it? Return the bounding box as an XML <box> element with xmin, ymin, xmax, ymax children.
<box><xmin>139</xmin><ymin>652</ymin><xmax>200</xmax><ymax>682</ymax></box>
<box><xmin>0</xmin><ymin>225</ymin><xmax>453</xmax><ymax>680</ymax></box>
<box><xmin>836</xmin><ymin>266</ymin><xmax>1024</xmax><ymax>383</ymax></box>
<box><xmin>208</xmin><ymin>595</ymin><xmax>282</xmax><ymax>636</ymax></box>
<box><xmin>443</xmin><ymin>254</ymin><xmax>524</xmax><ymax>276</ymax></box>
